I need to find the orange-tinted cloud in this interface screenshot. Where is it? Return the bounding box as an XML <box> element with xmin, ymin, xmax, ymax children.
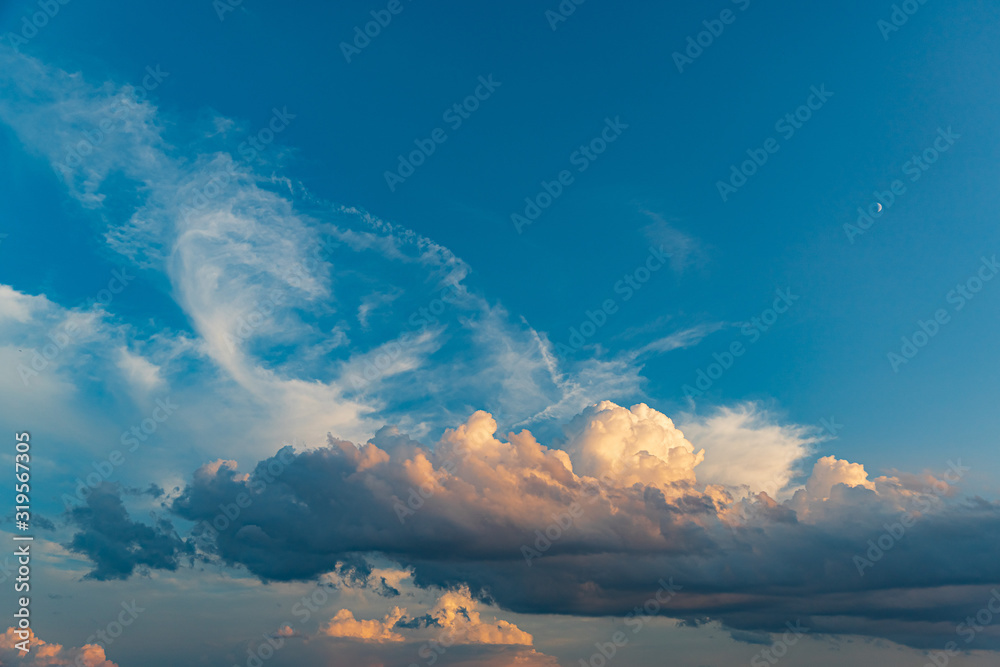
<box><xmin>321</xmin><ymin>607</ymin><xmax>406</xmax><ymax>643</ymax></box>
<box><xmin>0</xmin><ymin>628</ymin><xmax>118</xmax><ymax>666</ymax></box>
<box><xmin>161</xmin><ymin>401</ymin><xmax>1000</xmax><ymax>650</ymax></box>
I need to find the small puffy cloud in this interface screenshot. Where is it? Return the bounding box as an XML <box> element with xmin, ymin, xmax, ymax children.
<box><xmin>320</xmin><ymin>587</ymin><xmax>533</xmax><ymax>647</ymax></box>
<box><xmin>115</xmin><ymin>348</ymin><xmax>164</xmax><ymax>394</ymax></box>
<box><xmin>425</xmin><ymin>587</ymin><xmax>533</xmax><ymax>646</ymax></box>
<box><xmin>321</xmin><ymin>607</ymin><xmax>406</xmax><ymax>643</ymax></box>
<box><xmin>0</xmin><ymin>628</ymin><xmax>119</xmax><ymax>666</ymax></box>
<box><xmin>194</xmin><ymin>459</ymin><xmax>240</xmax><ymax>481</ymax></box>
<box><xmin>804</xmin><ymin>455</ymin><xmax>877</xmax><ymax>500</ymax></box>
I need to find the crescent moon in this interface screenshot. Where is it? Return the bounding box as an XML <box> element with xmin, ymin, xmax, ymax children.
<box><xmin>875</xmin><ymin>203</ymin><xmax>883</xmax><ymax>212</ymax></box>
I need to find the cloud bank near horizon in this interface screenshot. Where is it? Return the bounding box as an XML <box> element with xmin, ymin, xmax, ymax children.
<box><xmin>54</xmin><ymin>399</ymin><xmax>997</xmax><ymax>652</ymax></box>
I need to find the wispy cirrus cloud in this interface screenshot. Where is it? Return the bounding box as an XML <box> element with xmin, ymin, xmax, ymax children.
<box><xmin>0</xmin><ymin>44</ymin><xmax>678</xmax><ymax>458</ymax></box>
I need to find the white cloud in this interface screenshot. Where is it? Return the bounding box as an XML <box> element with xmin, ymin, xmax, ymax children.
<box><xmin>680</xmin><ymin>404</ymin><xmax>820</xmax><ymax>498</ymax></box>
<box><xmin>562</xmin><ymin>401</ymin><xmax>704</xmax><ymax>491</ymax></box>
<box><xmin>0</xmin><ymin>285</ymin><xmax>45</xmax><ymax>324</ymax></box>
<box><xmin>116</xmin><ymin>347</ymin><xmax>164</xmax><ymax>394</ymax></box>
<box><xmin>630</xmin><ymin>322</ymin><xmax>725</xmax><ymax>358</ymax></box>
<box><xmin>803</xmin><ymin>454</ymin><xmax>877</xmax><ymax>500</ymax></box>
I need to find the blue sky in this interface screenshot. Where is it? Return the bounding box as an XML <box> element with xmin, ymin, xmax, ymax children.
<box><xmin>2</xmin><ymin>0</ymin><xmax>1000</xmax><ymax>666</ymax></box>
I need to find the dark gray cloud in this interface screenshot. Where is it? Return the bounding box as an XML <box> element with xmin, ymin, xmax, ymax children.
<box><xmin>66</xmin><ymin>482</ymin><xmax>192</xmax><ymax>580</ymax></box>
<box><xmin>93</xmin><ymin>407</ymin><xmax>1000</xmax><ymax>649</ymax></box>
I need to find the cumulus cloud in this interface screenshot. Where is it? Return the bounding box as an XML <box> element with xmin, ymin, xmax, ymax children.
<box><xmin>157</xmin><ymin>401</ymin><xmax>1000</xmax><ymax>649</ymax></box>
<box><xmin>424</xmin><ymin>587</ymin><xmax>534</xmax><ymax>646</ymax></box>
<box><xmin>321</xmin><ymin>586</ymin><xmax>532</xmax><ymax>647</ymax></box>
<box><xmin>0</xmin><ymin>628</ymin><xmax>118</xmax><ymax>666</ymax></box>
<box><xmin>307</xmin><ymin>585</ymin><xmax>549</xmax><ymax>666</ymax></box>
<box><xmin>802</xmin><ymin>454</ymin><xmax>877</xmax><ymax>500</ymax></box>
<box><xmin>321</xmin><ymin>607</ymin><xmax>406</xmax><ymax>643</ymax></box>
<box><xmin>561</xmin><ymin>401</ymin><xmax>703</xmax><ymax>491</ymax></box>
